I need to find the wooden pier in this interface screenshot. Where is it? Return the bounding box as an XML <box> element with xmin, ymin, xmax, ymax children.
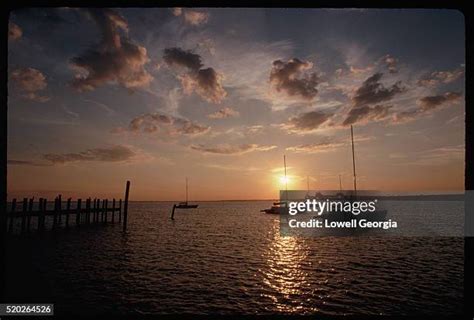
<box><xmin>6</xmin><ymin>181</ymin><xmax>130</xmax><ymax>234</ymax></box>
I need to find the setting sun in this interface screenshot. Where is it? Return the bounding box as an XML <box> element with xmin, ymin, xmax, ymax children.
<box><xmin>279</xmin><ymin>176</ymin><xmax>290</xmax><ymax>185</ymax></box>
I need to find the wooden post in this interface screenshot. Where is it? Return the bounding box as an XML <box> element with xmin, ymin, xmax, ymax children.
<box><xmin>96</xmin><ymin>199</ymin><xmax>101</xmax><ymax>223</ymax></box>
<box><xmin>123</xmin><ymin>181</ymin><xmax>130</xmax><ymax>232</ymax></box>
<box><xmin>27</xmin><ymin>198</ymin><xmax>33</xmax><ymax>232</ymax></box>
<box><xmin>94</xmin><ymin>199</ymin><xmax>98</xmax><ymax>223</ymax></box>
<box><xmin>101</xmin><ymin>200</ymin><xmax>105</xmax><ymax>222</ymax></box>
<box><xmin>58</xmin><ymin>195</ymin><xmax>62</xmax><ymax>224</ymax></box>
<box><xmin>21</xmin><ymin>198</ymin><xmax>27</xmax><ymax>233</ymax></box>
<box><xmin>76</xmin><ymin>199</ymin><xmax>82</xmax><ymax>226</ymax></box>
<box><xmin>92</xmin><ymin>199</ymin><xmax>95</xmax><ymax>223</ymax></box>
<box><xmin>118</xmin><ymin>199</ymin><xmax>122</xmax><ymax>223</ymax></box>
<box><xmin>9</xmin><ymin>199</ymin><xmax>17</xmax><ymax>233</ymax></box>
<box><xmin>66</xmin><ymin>198</ymin><xmax>71</xmax><ymax>227</ymax></box>
<box><xmin>38</xmin><ymin>198</ymin><xmax>43</xmax><ymax>231</ymax></box>
<box><xmin>53</xmin><ymin>197</ymin><xmax>58</xmax><ymax>229</ymax></box>
<box><xmin>86</xmin><ymin>198</ymin><xmax>91</xmax><ymax>224</ymax></box>
<box><xmin>171</xmin><ymin>204</ymin><xmax>176</xmax><ymax>220</ymax></box>
<box><xmin>112</xmin><ymin>199</ymin><xmax>116</xmax><ymax>223</ymax></box>
<box><xmin>104</xmin><ymin>199</ymin><xmax>108</xmax><ymax>224</ymax></box>
<box><xmin>40</xmin><ymin>199</ymin><xmax>47</xmax><ymax>232</ymax></box>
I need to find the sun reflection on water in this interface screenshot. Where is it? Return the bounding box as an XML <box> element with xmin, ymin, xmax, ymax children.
<box><xmin>259</xmin><ymin>219</ymin><xmax>319</xmax><ymax>313</ymax></box>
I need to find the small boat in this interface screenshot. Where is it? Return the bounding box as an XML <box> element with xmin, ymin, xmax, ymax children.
<box><xmin>176</xmin><ymin>202</ymin><xmax>198</xmax><ymax>209</ymax></box>
<box><xmin>261</xmin><ymin>155</ymin><xmax>289</xmax><ymax>214</ymax></box>
<box><xmin>260</xmin><ymin>201</ymin><xmax>288</xmax><ymax>214</ymax></box>
<box><xmin>175</xmin><ymin>178</ymin><xmax>198</xmax><ymax>209</ymax></box>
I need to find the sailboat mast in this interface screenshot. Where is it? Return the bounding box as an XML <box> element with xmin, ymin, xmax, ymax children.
<box><xmin>307</xmin><ymin>176</ymin><xmax>310</xmax><ymax>194</ymax></box>
<box><xmin>339</xmin><ymin>174</ymin><xmax>342</xmax><ymax>192</ymax></box>
<box><xmin>350</xmin><ymin>125</ymin><xmax>357</xmax><ymax>199</ymax></box>
<box><xmin>185</xmin><ymin>177</ymin><xmax>188</xmax><ymax>203</ymax></box>
<box><xmin>284</xmin><ymin>155</ymin><xmax>288</xmax><ymax>201</ymax></box>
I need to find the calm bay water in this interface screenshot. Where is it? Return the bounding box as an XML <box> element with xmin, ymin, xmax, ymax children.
<box><xmin>5</xmin><ymin>201</ymin><xmax>464</xmax><ymax>315</ymax></box>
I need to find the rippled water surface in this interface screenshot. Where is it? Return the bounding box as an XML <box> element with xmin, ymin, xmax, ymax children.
<box><xmin>5</xmin><ymin>201</ymin><xmax>464</xmax><ymax>315</ymax></box>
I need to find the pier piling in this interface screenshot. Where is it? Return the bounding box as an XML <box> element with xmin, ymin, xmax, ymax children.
<box><xmin>6</xmin><ymin>182</ymin><xmax>131</xmax><ymax>234</ymax></box>
<box><xmin>123</xmin><ymin>181</ymin><xmax>130</xmax><ymax>232</ymax></box>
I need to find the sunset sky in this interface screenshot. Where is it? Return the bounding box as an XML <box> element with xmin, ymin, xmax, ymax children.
<box><xmin>7</xmin><ymin>8</ymin><xmax>465</xmax><ymax>201</ymax></box>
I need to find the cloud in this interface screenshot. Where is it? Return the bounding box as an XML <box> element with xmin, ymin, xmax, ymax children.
<box><xmin>172</xmin><ymin>8</ymin><xmax>209</xmax><ymax>26</ymax></box>
<box><xmin>190</xmin><ymin>143</ymin><xmax>277</xmax><ymax>155</ymax></box>
<box><xmin>202</xmin><ymin>163</ymin><xmax>262</xmax><ymax>172</ymax></box>
<box><xmin>417</xmin><ymin>68</ymin><xmax>464</xmax><ymax>87</ymax></box>
<box><xmin>284</xmin><ymin>111</ymin><xmax>332</xmax><ymax>133</ymax></box>
<box><xmin>7</xmin><ymin>159</ymin><xmax>50</xmax><ymax>166</ymax></box>
<box><xmin>392</xmin><ymin>92</ymin><xmax>462</xmax><ymax>124</ymax></box>
<box><xmin>8</xmin><ymin>22</ymin><xmax>22</xmax><ymax>41</ymax></box>
<box><xmin>352</xmin><ymin>73</ymin><xmax>405</xmax><ymax>107</ymax></box>
<box><xmin>172</xmin><ymin>7</ymin><xmax>183</xmax><ymax>16</ymax></box>
<box><xmin>286</xmin><ymin>141</ymin><xmax>345</xmax><ymax>153</ymax></box>
<box><xmin>285</xmin><ymin>134</ymin><xmax>374</xmax><ymax>154</ymax></box>
<box><xmin>179</xmin><ymin>68</ymin><xmax>227</xmax><ymax>103</ymax></box>
<box><xmin>399</xmin><ymin>145</ymin><xmax>464</xmax><ymax>166</ymax></box>
<box><xmin>10</xmin><ymin>67</ymin><xmax>50</xmax><ymax>102</ymax></box>
<box><xmin>418</xmin><ymin>92</ymin><xmax>462</xmax><ymax>111</ymax></box>
<box><xmin>43</xmin><ymin>145</ymin><xmax>137</xmax><ymax>164</ymax></box>
<box><xmin>208</xmin><ymin>107</ymin><xmax>240</xmax><ymax>119</ymax></box>
<box><xmin>123</xmin><ymin>112</ymin><xmax>209</xmax><ymax>135</ymax></box>
<box><xmin>391</xmin><ymin>109</ymin><xmax>420</xmax><ymax>124</ymax></box>
<box><xmin>163</xmin><ymin>47</ymin><xmax>203</xmax><ymax>71</ymax></box>
<box><xmin>342</xmin><ymin>104</ymin><xmax>392</xmax><ymax>126</ymax></box>
<box><xmin>381</xmin><ymin>54</ymin><xmax>398</xmax><ymax>74</ymax></box>
<box><xmin>163</xmin><ymin>47</ymin><xmax>226</xmax><ymax>103</ymax></box>
<box><xmin>270</xmin><ymin>58</ymin><xmax>319</xmax><ymax>101</ymax></box>
<box><xmin>70</xmin><ymin>9</ymin><xmax>152</xmax><ymax>92</ymax></box>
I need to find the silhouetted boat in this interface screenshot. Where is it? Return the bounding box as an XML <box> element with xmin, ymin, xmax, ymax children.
<box><xmin>260</xmin><ymin>201</ymin><xmax>287</xmax><ymax>214</ymax></box>
<box><xmin>175</xmin><ymin>178</ymin><xmax>198</xmax><ymax>209</ymax></box>
<box><xmin>261</xmin><ymin>155</ymin><xmax>289</xmax><ymax>214</ymax></box>
<box><xmin>318</xmin><ymin>125</ymin><xmax>387</xmax><ymax>221</ymax></box>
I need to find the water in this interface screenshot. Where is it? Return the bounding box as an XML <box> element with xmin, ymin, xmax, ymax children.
<box><xmin>5</xmin><ymin>201</ymin><xmax>464</xmax><ymax>316</ymax></box>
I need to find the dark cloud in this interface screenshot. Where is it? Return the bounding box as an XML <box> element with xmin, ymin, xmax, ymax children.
<box><xmin>392</xmin><ymin>92</ymin><xmax>463</xmax><ymax>124</ymax></box>
<box><xmin>125</xmin><ymin>112</ymin><xmax>209</xmax><ymax>135</ymax></box>
<box><xmin>417</xmin><ymin>68</ymin><xmax>464</xmax><ymax>87</ymax></box>
<box><xmin>180</xmin><ymin>68</ymin><xmax>226</xmax><ymax>104</ymax></box>
<box><xmin>270</xmin><ymin>58</ymin><xmax>319</xmax><ymax>101</ymax></box>
<box><xmin>208</xmin><ymin>107</ymin><xmax>239</xmax><ymax>119</ymax></box>
<box><xmin>418</xmin><ymin>92</ymin><xmax>462</xmax><ymax>111</ymax></box>
<box><xmin>163</xmin><ymin>47</ymin><xmax>203</xmax><ymax>71</ymax></box>
<box><xmin>8</xmin><ymin>22</ymin><xmax>22</xmax><ymax>41</ymax></box>
<box><xmin>352</xmin><ymin>73</ymin><xmax>405</xmax><ymax>107</ymax></box>
<box><xmin>163</xmin><ymin>47</ymin><xmax>226</xmax><ymax>103</ymax></box>
<box><xmin>342</xmin><ymin>105</ymin><xmax>392</xmax><ymax>126</ymax></box>
<box><xmin>10</xmin><ymin>67</ymin><xmax>49</xmax><ymax>102</ymax></box>
<box><xmin>190</xmin><ymin>144</ymin><xmax>276</xmax><ymax>155</ymax></box>
<box><xmin>70</xmin><ymin>9</ymin><xmax>152</xmax><ymax>92</ymax></box>
<box><xmin>7</xmin><ymin>159</ymin><xmax>49</xmax><ymax>166</ymax></box>
<box><xmin>285</xmin><ymin>111</ymin><xmax>332</xmax><ymax>132</ymax></box>
<box><xmin>43</xmin><ymin>145</ymin><xmax>136</xmax><ymax>164</ymax></box>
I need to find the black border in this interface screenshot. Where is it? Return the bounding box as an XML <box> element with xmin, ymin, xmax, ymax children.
<box><xmin>1</xmin><ymin>1</ymin><xmax>472</xmax><ymax>319</ymax></box>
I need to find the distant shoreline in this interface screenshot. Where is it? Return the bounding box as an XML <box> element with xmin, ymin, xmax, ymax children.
<box><xmin>128</xmin><ymin>194</ymin><xmax>466</xmax><ymax>202</ymax></box>
<box><xmin>6</xmin><ymin>194</ymin><xmax>466</xmax><ymax>203</ymax></box>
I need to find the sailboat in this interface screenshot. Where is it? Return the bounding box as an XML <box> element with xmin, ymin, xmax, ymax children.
<box><xmin>261</xmin><ymin>155</ymin><xmax>289</xmax><ymax>214</ymax></box>
<box><xmin>320</xmin><ymin>125</ymin><xmax>387</xmax><ymax>220</ymax></box>
<box><xmin>175</xmin><ymin>177</ymin><xmax>198</xmax><ymax>209</ymax></box>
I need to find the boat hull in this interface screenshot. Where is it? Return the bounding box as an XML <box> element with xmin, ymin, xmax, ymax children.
<box><xmin>175</xmin><ymin>204</ymin><xmax>198</xmax><ymax>209</ymax></box>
